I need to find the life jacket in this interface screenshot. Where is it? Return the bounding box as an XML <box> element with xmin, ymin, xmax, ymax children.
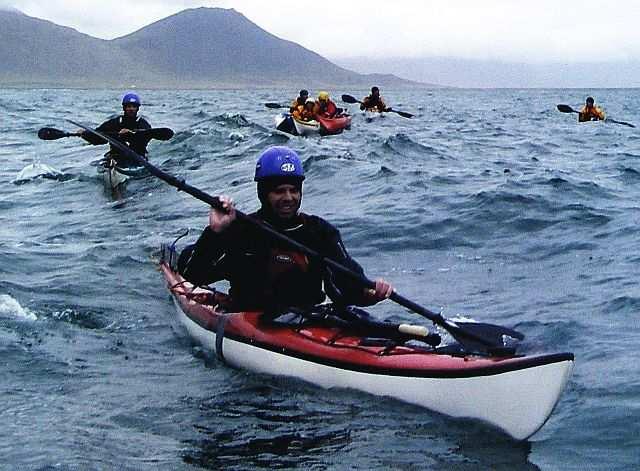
<box><xmin>290</xmin><ymin>97</ymin><xmax>306</xmax><ymax>113</ymax></box>
<box><xmin>314</xmin><ymin>100</ymin><xmax>338</xmax><ymax>118</ymax></box>
<box><xmin>362</xmin><ymin>95</ymin><xmax>386</xmax><ymax>111</ymax></box>
<box><xmin>293</xmin><ymin>105</ymin><xmax>315</xmax><ymax>122</ymax></box>
<box><xmin>266</xmin><ymin>248</ymin><xmax>310</xmax><ymax>286</ymax></box>
<box><xmin>579</xmin><ymin>105</ymin><xmax>605</xmax><ymax>122</ymax></box>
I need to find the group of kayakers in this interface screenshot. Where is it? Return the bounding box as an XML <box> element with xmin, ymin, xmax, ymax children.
<box><xmin>66</xmin><ymin>90</ymin><xmax>393</xmax><ymax>313</ymax></box>
<box><xmin>63</xmin><ymin>89</ymin><xmax>617</xmax><ymax>318</ymax></box>
<box><xmin>289</xmin><ymin>89</ymin><xmax>345</xmax><ymax>121</ymax></box>
<box><xmin>288</xmin><ymin>87</ymin><xmax>390</xmax><ymax>122</ymax></box>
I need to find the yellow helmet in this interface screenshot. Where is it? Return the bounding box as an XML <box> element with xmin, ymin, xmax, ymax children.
<box><xmin>318</xmin><ymin>91</ymin><xmax>329</xmax><ymax>101</ymax></box>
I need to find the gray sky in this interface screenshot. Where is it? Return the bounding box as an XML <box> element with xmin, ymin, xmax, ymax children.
<box><xmin>3</xmin><ymin>0</ymin><xmax>640</xmax><ymax>63</ymax></box>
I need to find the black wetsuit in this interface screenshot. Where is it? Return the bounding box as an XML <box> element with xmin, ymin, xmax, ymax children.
<box><xmin>82</xmin><ymin>114</ymin><xmax>151</xmax><ymax>166</ymax></box>
<box><xmin>179</xmin><ymin>209</ymin><xmax>371</xmax><ymax>312</ymax></box>
<box><xmin>360</xmin><ymin>95</ymin><xmax>387</xmax><ymax>111</ymax></box>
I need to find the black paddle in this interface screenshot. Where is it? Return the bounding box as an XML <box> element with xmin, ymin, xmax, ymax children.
<box><xmin>557</xmin><ymin>104</ymin><xmax>635</xmax><ymax>128</ymax></box>
<box><xmin>342</xmin><ymin>94</ymin><xmax>413</xmax><ymax>119</ymax></box>
<box><xmin>69</xmin><ymin>119</ymin><xmax>523</xmax><ymax>355</ymax></box>
<box><xmin>37</xmin><ymin>127</ymin><xmax>175</xmax><ymax>141</ymax></box>
<box><xmin>37</xmin><ymin>127</ymin><xmax>75</xmax><ymax>140</ymax></box>
<box><xmin>265</xmin><ymin>103</ymin><xmax>289</xmax><ymax>109</ymax></box>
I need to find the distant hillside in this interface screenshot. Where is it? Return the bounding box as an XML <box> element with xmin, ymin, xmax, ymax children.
<box><xmin>0</xmin><ymin>9</ymin><xmax>150</xmax><ymax>87</ymax></box>
<box><xmin>0</xmin><ymin>7</ymin><xmax>428</xmax><ymax>88</ymax></box>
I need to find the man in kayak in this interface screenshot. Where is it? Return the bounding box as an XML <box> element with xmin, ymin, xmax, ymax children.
<box><xmin>313</xmin><ymin>91</ymin><xmax>341</xmax><ymax>119</ymax></box>
<box><xmin>292</xmin><ymin>97</ymin><xmax>316</xmax><ymax>122</ymax></box>
<box><xmin>360</xmin><ymin>86</ymin><xmax>388</xmax><ymax>112</ymax></box>
<box><xmin>578</xmin><ymin>96</ymin><xmax>606</xmax><ymax>122</ymax></box>
<box><xmin>289</xmin><ymin>89</ymin><xmax>309</xmax><ymax>113</ymax></box>
<box><xmin>179</xmin><ymin>146</ymin><xmax>393</xmax><ymax>313</ymax></box>
<box><xmin>74</xmin><ymin>92</ymin><xmax>152</xmax><ymax>166</ymax></box>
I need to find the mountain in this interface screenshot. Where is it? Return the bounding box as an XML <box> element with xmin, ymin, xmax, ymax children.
<box><xmin>0</xmin><ymin>9</ymin><xmax>148</xmax><ymax>87</ymax></box>
<box><xmin>0</xmin><ymin>7</ymin><xmax>428</xmax><ymax>88</ymax></box>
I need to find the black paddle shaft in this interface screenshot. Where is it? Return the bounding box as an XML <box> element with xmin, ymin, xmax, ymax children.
<box><xmin>69</xmin><ymin>120</ymin><xmax>519</xmax><ymax>352</ymax></box>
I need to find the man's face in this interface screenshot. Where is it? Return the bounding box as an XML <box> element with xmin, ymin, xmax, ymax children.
<box><xmin>267</xmin><ymin>183</ymin><xmax>301</xmax><ymax>219</ymax></box>
<box><xmin>124</xmin><ymin>104</ymin><xmax>139</xmax><ymax>118</ymax></box>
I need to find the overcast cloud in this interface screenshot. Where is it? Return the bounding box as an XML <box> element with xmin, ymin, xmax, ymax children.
<box><xmin>3</xmin><ymin>0</ymin><xmax>640</xmax><ymax>63</ymax></box>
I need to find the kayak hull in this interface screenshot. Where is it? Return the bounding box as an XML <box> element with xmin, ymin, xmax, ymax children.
<box><xmin>274</xmin><ymin>113</ymin><xmax>298</xmax><ymax>136</ymax></box>
<box><xmin>362</xmin><ymin>110</ymin><xmax>385</xmax><ymax>122</ymax></box>
<box><xmin>292</xmin><ymin>115</ymin><xmax>352</xmax><ymax>136</ymax></box>
<box><xmin>317</xmin><ymin>115</ymin><xmax>352</xmax><ymax>135</ymax></box>
<box><xmin>160</xmin><ymin>256</ymin><xmax>573</xmax><ymax>440</ymax></box>
<box><xmin>292</xmin><ymin>116</ymin><xmax>321</xmax><ymax>136</ymax></box>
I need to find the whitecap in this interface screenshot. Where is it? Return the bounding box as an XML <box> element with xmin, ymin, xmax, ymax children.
<box><xmin>0</xmin><ymin>294</ymin><xmax>37</xmax><ymax>321</ymax></box>
<box><xmin>13</xmin><ymin>162</ymin><xmax>65</xmax><ymax>184</ymax></box>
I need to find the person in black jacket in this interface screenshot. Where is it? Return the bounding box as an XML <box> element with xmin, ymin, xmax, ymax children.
<box><xmin>75</xmin><ymin>92</ymin><xmax>152</xmax><ymax>167</ymax></box>
<box><xmin>360</xmin><ymin>86</ymin><xmax>388</xmax><ymax>112</ymax></box>
<box><xmin>179</xmin><ymin>146</ymin><xmax>393</xmax><ymax>313</ymax></box>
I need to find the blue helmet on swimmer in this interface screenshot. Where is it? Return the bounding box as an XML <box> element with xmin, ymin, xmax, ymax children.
<box><xmin>122</xmin><ymin>92</ymin><xmax>141</xmax><ymax>107</ymax></box>
<box><xmin>254</xmin><ymin>146</ymin><xmax>305</xmax><ymax>182</ymax></box>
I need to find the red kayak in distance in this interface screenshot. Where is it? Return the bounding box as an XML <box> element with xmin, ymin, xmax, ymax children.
<box><xmin>317</xmin><ymin>114</ymin><xmax>352</xmax><ymax>135</ymax></box>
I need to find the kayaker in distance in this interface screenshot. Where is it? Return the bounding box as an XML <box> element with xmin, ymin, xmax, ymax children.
<box><xmin>73</xmin><ymin>92</ymin><xmax>152</xmax><ymax>167</ymax></box>
<box><xmin>292</xmin><ymin>97</ymin><xmax>316</xmax><ymax>122</ymax></box>
<box><xmin>289</xmin><ymin>89</ymin><xmax>309</xmax><ymax>113</ymax></box>
<box><xmin>578</xmin><ymin>96</ymin><xmax>606</xmax><ymax>122</ymax></box>
<box><xmin>313</xmin><ymin>91</ymin><xmax>341</xmax><ymax>119</ymax></box>
<box><xmin>360</xmin><ymin>86</ymin><xmax>388</xmax><ymax>112</ymax></box>
<box><xmin>178</xmin><ymin>146</ymin><xmax>393</xmax><ymax>313</ymax></box>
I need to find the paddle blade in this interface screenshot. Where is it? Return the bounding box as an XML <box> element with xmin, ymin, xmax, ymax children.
<box><xmin>147</xmin><ymin>127</ymin><xmax>174</xmax><ymax>141</ymax></box>
<box><xmin>455</xmin><ymin>321</ymin><xmax>524</xmax><ymax>341</ymax></box>
<box><xmin>445</xmin><ymin>320</ymin><xmax>524</xmax><ymax>356</ymax></box>
<box><xmin>265</xmin><ymin>102</ymin><xmax>285</xmax><ymax>109</ymax></box>
<box><xmin>392</xmin><ymin>110</ymin><xmax>414</xmax><ymax>119</ymax></box>
<box><xmin>606</xmin><ymin>118</ymin><xmax>635</xmax><ymax>128</ymax></box>
<box><xmin>37</xmin><ymin>127</ymin><xmax>71</xmax><ymax>140</ymax></box>
<box><xmin>557</xmin><ymin>104</ymin><xmax>576</xmax><ymax>113</ymax></box>
<box><xmin>341</xmin><ymin>94</ymin><xmax>359</xmax><ymax>104</ymax></box>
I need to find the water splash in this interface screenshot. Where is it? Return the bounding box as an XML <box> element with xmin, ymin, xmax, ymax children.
<box><xmin>0</xmin><ymin>294</ymin><xmax>37</xmax><ymax>321</ymax></box>
<box><xmin>13</xmin><ymin>162</ymin><xmax>66</xmax><ymax>185</ymax></box>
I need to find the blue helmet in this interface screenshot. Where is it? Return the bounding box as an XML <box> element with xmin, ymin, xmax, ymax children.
<box><xmin>254</xmin><ymin>146</ymin><xmax>305</xmax><ymax>182</ymax></box>
<box><xmin>122</xmin><ymin>92</ymin><xmax>141</xmax><ymax>107</ymax></box>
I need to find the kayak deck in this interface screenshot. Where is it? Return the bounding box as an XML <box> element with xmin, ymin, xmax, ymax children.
<box><xmin>98</xmin><ymin>154</ymin><xmax>148</xmax><ymax>189</ymax></box>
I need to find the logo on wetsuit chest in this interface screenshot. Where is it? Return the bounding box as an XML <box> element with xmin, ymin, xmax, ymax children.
<box><xmin>268</xmin><ymin>250</ymin><xmax>309</xmax><ymax>279</ymax></box>
<box><xmin>275</xmin><ymin>254</ymin><xmax>293</xmax><ymax>263</ymax></box>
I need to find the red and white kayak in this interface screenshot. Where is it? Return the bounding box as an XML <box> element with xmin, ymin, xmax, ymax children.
<box><xmin>160</xmin><ymin>251</ymin><xmax>573</xmax><ymax>440</ymax></box>
<box><xmin>292</xmin><ymin>115</ymin><xmax>352</xmax><ymax>136</ymax></box>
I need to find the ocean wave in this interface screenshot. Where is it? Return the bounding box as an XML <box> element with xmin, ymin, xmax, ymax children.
<box><xmin>48</xmin><ymin>307</ymin><xmax>110</xmax><ymax>329</ymax></box>
<box><xmin>602</xmin><ymin>296</ymin><xmax>640</xmax><ymax>315</ymax></box>
<box><xmin>0</xmin><ymin>294</ymin><xmax>37</xmax><ymax>321</ymax></box>
<box><xmin>13</xmin><ymin>163</ymin><xmax>69</xmax><ymax>185</ymax></box>
<box><xmin>382</xmin><ymin>133</ymin><xmax>446</xmax><ymax>159</ymax></box>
